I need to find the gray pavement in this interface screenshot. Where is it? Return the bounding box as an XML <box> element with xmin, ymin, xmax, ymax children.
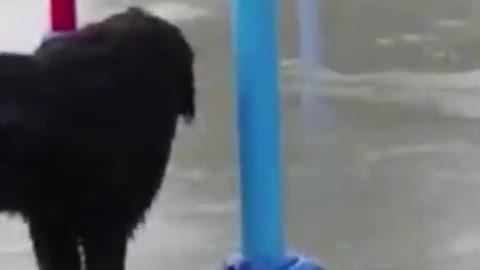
<box><xmin>1</xmin><ymin>0</ymin><xmax>480</xmax><ymax>270</ymax></box>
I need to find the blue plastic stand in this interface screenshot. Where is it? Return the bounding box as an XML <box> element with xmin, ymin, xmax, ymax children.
<box><xmin>223</xmin><ymin>253</ymin><xmax>325</xmax><ymax>270</ymax></box>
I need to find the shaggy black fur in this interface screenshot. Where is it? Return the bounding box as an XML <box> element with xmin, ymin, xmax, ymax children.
<box><xmin>0</xmin><ymin>7</ymin><xmax>195</xmax><ymax>270</ymax></box>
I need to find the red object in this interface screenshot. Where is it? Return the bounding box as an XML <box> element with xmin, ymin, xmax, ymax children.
<box><xmin>50</xmin><ymin>0</ymin><xmax>77</xmax><ymax>31</ymax></box>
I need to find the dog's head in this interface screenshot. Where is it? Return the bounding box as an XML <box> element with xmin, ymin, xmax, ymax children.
<box><xmin>111</xmin><ymin>7</ymin><xmax>196</xmax><ymax>122</ymax></box>
<box><xmin>82</xmin><ymin>7</ymin><xmax>197</xmax><ymax>123</ymax></box>
<box><xmin>35</xmin><ymin>7</ymin><xmax>196</xmax><ymax>124</ymax></box>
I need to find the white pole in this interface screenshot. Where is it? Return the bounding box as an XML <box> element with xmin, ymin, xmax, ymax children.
<box><xmin>298</xmin><ymin>0</ymin><xmax>322</xmax><ymax>69</ymax></box>
<box><xmin>297</xmin><ymin>0</ymin><xmax>330</xmax><ymax>133</ymax></box>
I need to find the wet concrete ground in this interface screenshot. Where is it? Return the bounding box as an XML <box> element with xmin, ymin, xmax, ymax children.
<box><xmin>2</xmin><ymin>0</ymin><xmax>480</xmax><ymax>270</ymax></box>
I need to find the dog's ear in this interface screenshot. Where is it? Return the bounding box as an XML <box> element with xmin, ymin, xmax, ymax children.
<box><xmin>179</xmin><ymin>55</ymin><xmax>195</xmax><ymax>124</ymax></box>
<box><xmin>172</xmin><ymin>31</ymin><xmax>196</xmax><ymax>124</ymax></box>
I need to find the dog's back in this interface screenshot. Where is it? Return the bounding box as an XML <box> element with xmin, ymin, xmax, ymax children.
<box><xmin>0</xmin><ymin>53</ymin><xmax>49</xmax><ymax>211</ymax></box>
<box><xmin>0</xmin><ymin>53</ymin><xmax>47</xmax><ymax>157</ymax></box>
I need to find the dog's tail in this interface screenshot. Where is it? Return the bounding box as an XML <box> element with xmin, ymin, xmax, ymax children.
<box><xmin>0</xmin><ymin>53</ymin><xmax>48</xmax><ymax>158</ymax></box>
<box><xmin>0</xmin><ymin>53</ymin><xmax>46</xmax><ymax>123</ymax></box>
<box><xmin>0</xmin><ymin>53</ymin><xmax>45</xmax><ymax>105</ymax></box>
<box><xmin>0</xmin><ymin>53</ymin><xmax>40</xmax><ymax>82</ymax></box>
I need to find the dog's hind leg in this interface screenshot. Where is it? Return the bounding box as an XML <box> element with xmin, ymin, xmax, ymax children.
<box><xmin>81</xmin><ymin>226</ymin><xmax>128</xmax><ymax>270</ymax></box>
<box><xmin>28</xmin><ymin>219</ymin><xmax>82</xmax><ymax>270</ymax></box>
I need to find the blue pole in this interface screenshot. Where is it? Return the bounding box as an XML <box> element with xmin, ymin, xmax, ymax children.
<box><xmin>230</xmin><ymin>0</ymin><xmax>285</xmax><ymax>267</ymax></box>
<box><xmin>225</xmin><ymin>0</ymin><xmax>324</xmax><ymax>269</ymax></box>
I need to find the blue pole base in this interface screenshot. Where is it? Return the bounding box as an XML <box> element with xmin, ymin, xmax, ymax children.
<box><xmin>223</xmin><ymin>253</ymin><xmax>326</xmax><ymax>270</ymax></box>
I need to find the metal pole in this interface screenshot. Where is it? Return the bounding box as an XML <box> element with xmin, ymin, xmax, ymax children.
<box><xmin>50</xmin><ymin>0</ymin><xmax>77</xmax><ymax>32</ymax></box>
<box><xmin>298</xmin><ymin>0</ymin><xmax>322</xmax><ymax>69</ymax></box>
<box><xmin>297</xmin><ymin>0</ymin><xmax>330</xmax><ymax>132</ymax></box>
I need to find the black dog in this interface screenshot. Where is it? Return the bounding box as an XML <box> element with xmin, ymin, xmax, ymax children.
<box><xmin>0</xmin><ymin>7</ymin><xmax>195</xmax><ymax>270</ymax></box>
